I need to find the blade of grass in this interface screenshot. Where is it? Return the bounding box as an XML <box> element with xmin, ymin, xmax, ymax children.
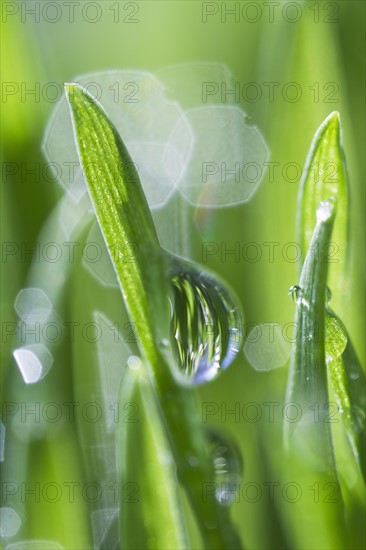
<box><xmin>326</xmin><ymin>318</ymin><xmax>366</xmax><ymax>481</ymax></box>
<box><xmin>65</xmin><ymin>83</ymin><xmax>243</xmax><ymax>549</ymax></box>
<box><xmin>285</xmin><ymin>197</ymin><xmax>338</xmax><ymax>464</ymax></box>
<box><xmin>118</xmin><ymin>361</ymin><xmax>189</xmax><ymax>549</ymax></box>
<box><xmin>284</xmin><ymin>197</ymin><xmax>347</xmax><ymax>549</ymax></box>
<box><xmin>297</xmin><ymin>112</ymin><xmax>349</xmax><ymax>296</ymax></box>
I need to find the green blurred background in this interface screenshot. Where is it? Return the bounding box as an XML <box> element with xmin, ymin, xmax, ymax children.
<box><xmin>1</xmin><ymin>1</ymin><xmax>365</xmax><ymax>549</ymax></box>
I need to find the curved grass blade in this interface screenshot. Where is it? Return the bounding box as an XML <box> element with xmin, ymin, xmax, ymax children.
<box><xmin>65</xmin><ymin>83</ymin><xmax>243</xmax><ymax>549</ymax></box>
<box><xmin>285</xmin><ymin>197</ymin><xmax>338</xmax><ymax>469</ymax></box>
<box><xmin>326</xmin><ymin>314</ymin><xmax>366</xmax><ymax>481</ymax></box>
<box><xmin>284</xmin><ymin>198</ymin><xmax>347</xmax><ymax>548</ymax></box>
<box><xmin>297</xmin><ymin>112</ymin><xmax>349</xmax><ymax>294</ymax></box>
<box><xmin>65</xmin><ymin>83</ymin><xmax>170</xmax><ymax>365</ymax></box>
<box><xmin>117</xmin><ymin>361</ymin><xmax>189</xmax><ymax>549</ymax></box>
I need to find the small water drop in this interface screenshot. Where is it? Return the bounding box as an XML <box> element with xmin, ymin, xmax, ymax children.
<box><xmin>325</xmin><ymin>287</ymin><xmax>332</xmax><ymax>306</ymax></box>
<box><xmin>244</xmin><ymin>114</ymin><xmax>255</xmax><ymax>126</ymax></box>
<box><xmin>288</xmin><ymin>285</ymin><xmax>310</xmax><ymax>308</ymax></box>
<box><xmin>207</xmin><ymin>428</ymin><xmax>242</xmax><ymax>506</ymax></box>
<box><xmin>288</xmin><ymin>285</ymin><xmax>302</xmax><ymax>304</ymax></box>
<box><xmin>325</xmin><ymin>310</ymin><xmax>348</xmax><ymax>364</ymax></box>
<box><xmin>169</xmin><ymin>260</ymin><xmax>243</xmax><ymax>384</ymax></box>
<box><xmin>127</xmin><ymin>355</ymin><xmax>142</xmax><ymax>371</ymax></box>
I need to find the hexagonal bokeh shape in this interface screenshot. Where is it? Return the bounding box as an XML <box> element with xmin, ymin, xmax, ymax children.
<box><xmin>14</xmin><ymin>288</ymin><xmax>52</xmax><ymax>324</ymax></box>
<box><xmin>0</xmin><ymin>507</ymin><xmax>21</xmax><ymax>538</ymax></box>
<box><xmin>243</xmin><ymin>324</ymin><xmax>290</xmax><ymax>371</ymax></box>
<box><xmin>43</xmin><ymin>70</ymin><xmax>192</xmax><ymax>208</ymax></box>
<box><xmin>168</xmin><ymin>105</ymin><xmax>269</xmax><ymax>207</ymax></box>
<box><xmin>13</xmin><ymin>344</ymin><xmax>53</xmax><ymax>384</ymax></box>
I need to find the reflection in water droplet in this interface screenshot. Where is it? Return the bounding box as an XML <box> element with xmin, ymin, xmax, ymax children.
<box><xmin>288</xmin><ymin>285</ymin><xmax>302</xmax><ymax>304</ymax></box>
<box><xmin>208</xmin><ymin>429</ymin><xmax>242</xmax><ymax>506</ymax></box>
<box><xmin>288</xmin><ymin>285</ymin><xmax>309</xmax><ymax>308</ymax></box>
<box><xmin>169</xmin><ymin>262</ymin><xmax>243</xmax><ymax>384</ymax></box>
<box><xmin>325</xmin><ymin>310</ymin><xmax>348</xmax><ymax>364</ymax></box>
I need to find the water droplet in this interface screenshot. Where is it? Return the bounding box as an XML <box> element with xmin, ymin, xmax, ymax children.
<box><xmin>127</xmin><ymin>355</ymin><xmax>142</xmax><ymax>371</ymax></box>
<box><xmin>169</xmin><ymin>261</ymin><xmax>243</xmax><ymax>384</ymax></box>
<box><xmin>288</xmin><ymin>285</ymin><xmax>310</xmax><ymax>308</ymax></box>
<box><xmin>325</xmin><ymin>287</ymin><xmax>332</xmax><ymax>306</ymax></box>
<box><xmin>325</xmin><ymin>310</ymin><xmax>348</xmax><ymax>364</ymax></box>
<box><xmin>288</xmin><ymin>285</ymin><xmax>302</xmax><ymax>304</ymax></box>
<box><xmin>208</xmin><ymin>429</ymin><xmax>242</xmax><ymax>506</ymax></box>
<box><xmin>244</xmin><ymin>114</ymin><xmax>255</xmax><ymax>126</ymax></box>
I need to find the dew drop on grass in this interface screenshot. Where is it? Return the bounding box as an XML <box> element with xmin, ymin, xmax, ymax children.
<box><xmin>207</xmin><ymin>429</ymin><xmax>242</xmax><ymax>506</ymax></box>
<box><xmin>326</xmin><ymin>286</ymin><xmax>332</xmax><ymax>306</ymax></box>
<box><xmin>127</xmin><ymin>355</ymin><xmax>142</xmax><ymax>371</ymax></box>
<box><xmin>288</xmin><ymin>285</ymin><xmax>309</xmax><ymax>308</ymax></box>
<box><xmin>169</xmin><ymin>261</ymin><xmax>243</xmax><ymax>384</ymax></box>
<box><xmin>325</xmin><ymin>310</ymin><xmax>348</xmax><ymax>364</ymax></box>
<box><xmin>288</xmin><ymin>285</ymin><xmax>302</xmax><ymax>304</ymax></box>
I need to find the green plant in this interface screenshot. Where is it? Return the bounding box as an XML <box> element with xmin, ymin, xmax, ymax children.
<box><xmin>63</xmin><ymin>81</ymin><xmax>366</xmax><ymax>549</ymax></box>
<box><xmin>66</xmin><ymin>83</ymin><xmax>243</xmax><ymax>549</ymax></box>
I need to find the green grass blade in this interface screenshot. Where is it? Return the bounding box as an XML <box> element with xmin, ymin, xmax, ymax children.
<box><xmin>118</xmin><ymin>362</ymin><xmax>189</xmax><ymax>549</ymax></box>
<box><xmin>65</xmin><ymin>83</ymin><xmax>170</xmax><ymax>363</ymax></box>
<box><xmin>284</xmin><ymin>197</ymin><xmax>348</xmax><ymax>548</ymax></box>
<box><xmin>297</xmin><ymin>112</ymin><xmax>349</xmax><ymax>295</ymax></box>
<box><xmin>342</xmin><ymin>339</ymin><xmax>366</xmax><ymax>480</ymax></box>
<box><xmin>285</xmin><ymin>197</ymin><xmax>338</xmax><ymax>468</ymax></box>
<box><xmin>65</xmin><ymin>83</ymin><xmax>243</xmax><ymax>549</ymax></box>
<box><xmin>326</xmin><ymin>317</ymin><xmax>366</xmax><ymax>481</ymax></box>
